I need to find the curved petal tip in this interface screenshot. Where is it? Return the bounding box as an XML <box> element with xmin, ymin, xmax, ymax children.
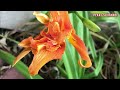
<box><xmin>78</xmin><ymin>58</ymin><xmax>92</xmax><ymax>68</ymax></box>
<box><xmin>12</xmin><ymin>48</ymin><xmax>31</xmax><ymax>67</ymax></box>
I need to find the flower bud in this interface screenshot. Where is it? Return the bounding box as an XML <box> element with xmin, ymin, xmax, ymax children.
<box><xmin>82</xmin><ymin>18</ymin><xmax>101</xmax><ymax>32</ymax></box>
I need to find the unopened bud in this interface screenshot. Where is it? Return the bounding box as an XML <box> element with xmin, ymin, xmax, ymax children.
<box><xmin>82</xmin><ymin>18</ymin><xmax>101</xmax><ymax>32</ymax></box>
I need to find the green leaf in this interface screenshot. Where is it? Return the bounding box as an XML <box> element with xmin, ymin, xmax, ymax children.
<box><xmin>94</xmin><ymin>53</ymin><xmax>104</xmax><ymax>76</ymax></box>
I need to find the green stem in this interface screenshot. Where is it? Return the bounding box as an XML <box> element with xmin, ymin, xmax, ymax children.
<box><xmin>90</xmin><ymin>31</ymin><xmax>108</xmax><ymax>42</ymax></box>
<box><xmin>56</xmin><ymin>64</ymin><xmax>67</xmax><ymax>78</ymax></box>
<box><xmin>74</xmin><ymin>11</ymin><xmax>84</xmax><ymax>20</ymax></box>
<box><xmin>0</xmin><ymin>35</ymin><xmax>19</xmax><ymax>44</ymax></box>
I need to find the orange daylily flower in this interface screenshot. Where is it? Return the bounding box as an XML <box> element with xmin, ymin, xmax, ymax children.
<box><xmin>13</xmin><ymin>11</ymin><xmax>92</xmax><ymax>76</ymax></box>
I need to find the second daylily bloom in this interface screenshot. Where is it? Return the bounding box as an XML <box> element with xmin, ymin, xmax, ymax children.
<box><xmin>13</xmin><ymin>11</ymin><xmax>92</xmax><ymax>76</ymax></box>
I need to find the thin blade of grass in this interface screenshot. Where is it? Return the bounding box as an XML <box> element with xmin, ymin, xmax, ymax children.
<box><xmin>62</xmin><ymin>50</ymin><xmax>74</xmax><ymax>79</ymax></box>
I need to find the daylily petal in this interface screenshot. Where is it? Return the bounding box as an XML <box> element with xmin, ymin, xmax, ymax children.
<box><xmin>67</xmin><ymin>30</ymin><xmax>92</xmax><ymax>68</ymax></box>
<box><xmin>50</xmin><ymin>11</ymin><xmax>72</xmax><ymax>30</ymax></box>
<box><xmin>19</xmin><ymin>37</ymin><xmax>33</xmax><ymax>48</ymax></box>
<box><xmin>33</xmin><ymin>11</ymin><xmax>49</xmax><ymax>24</ymax></box>
<box><xmin>48</xmin><ymin>22</ymin><xmax>60</xmax><ymax>38</ymax></box>
<box><xmin>30</xmin><ymin>38</ymin><xmax>42</xmax><ymax>50</ymax></box>
<box><xmin>59</xmin><ymin>11</ymin><xmax>72</xmax><ymax>30</ymax></box>
<box><xmin>47</xmin><ymin>22</ymin><xmax>62</xmax><ymax>43</ymax></box>
<box><xmin>12</xmin><ymin>48</ymin><xmax>31</xmax><ymax>67</ymax></box>
<box><xmin>50</xmin><ymin>11</ymin><xmax>61</xmax><ymax>22</ymax></box>
<box><xmin>28</xmin><ymin>42</ymin><xmax>65</xmax><ymax>76</ymax></box>
<box><xmin>31</xmin><ymin>44</ymin><xmax>45</xmax><ymax>55</ymax></box>
<box><xmin>48</xmin><ymin>21</ymin><xmax>69</xmax><ymax>44</ymax></box>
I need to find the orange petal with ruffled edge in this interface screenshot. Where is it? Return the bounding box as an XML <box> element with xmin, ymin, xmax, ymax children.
<box><xmin>12</xmin><ymin>48</ymin><xmax>31</xmax><ymax>67</ymax></box>
<box><xmin>50</xmin><ymin>11</ymin><xmax>60</xmax><ymax>22</ymax></box>
<box><xmin>50</xmin><ymin>11</ymin><xmax>72</xmax><ymax>30</ymax></box>
<box><xmin>28</xmin><ymin>42</ymin><xmax>65</xmax><ymax>76</ymax></box>
<box><xmin>59</xmin><ymin>11</ymin><xmax>72</xmax><ymax>30</ymax></box>
<box><xmin>67</xmin><ymin>30</ymin><xmax>92</xmax><ymax>68</ymax></box>
<box><xmin>47</xmin><ymin>22</ymin><xmax>60</xmax><ymax>38</ymax></box>
<box><xmin>18</xmin><ymin>37</ymin><xmax>33</xmax><ymax>48</ymax></box>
